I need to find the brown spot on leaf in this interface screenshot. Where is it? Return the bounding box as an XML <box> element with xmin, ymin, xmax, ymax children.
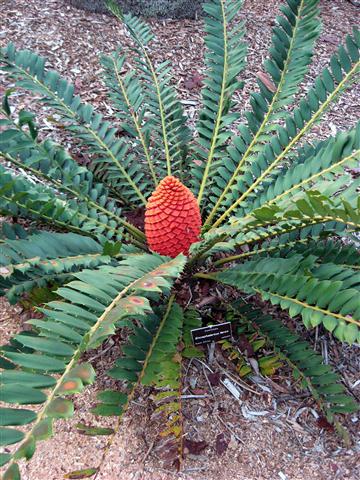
<box><xmin>153</xmin><ymin>269</ymin><xmax>166</xmax><ymax>275</ymax></box>
<box><xmin>128</xmin><ymin>297</ymin><xmax>144</xmax><ymax>304</ymax></box>
<box><xmin>61</xmin><ymin>380</ymin><xmax>78</xmax><ymax>391</ymax></box>
<box><xmin>54</xmin><ymin>400</ymin><xmax>68</xmax><ymax>413</ymax></box>
<box><xmin>73</xmin><ymin>365</ymin><xmax>92</xmax><ymax>382</ymax></box>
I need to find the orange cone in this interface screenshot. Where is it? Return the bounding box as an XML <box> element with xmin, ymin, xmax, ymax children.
<box><xmin>145</xmin><ymin>176</ymin><xmax>202</xmax><ymax>257</ymax></box>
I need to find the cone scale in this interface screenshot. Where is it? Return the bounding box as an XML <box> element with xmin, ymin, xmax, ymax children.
<box><xmin>145</xmin><ymin>176</ymin><xmax>202</xmax><ymax>258</ymax></box>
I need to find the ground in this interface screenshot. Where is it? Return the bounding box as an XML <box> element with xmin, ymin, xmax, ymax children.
<box><xmin>0</xmin><ymin>0</ymin><xmax>360</xmax><ymax>479</ymax></box>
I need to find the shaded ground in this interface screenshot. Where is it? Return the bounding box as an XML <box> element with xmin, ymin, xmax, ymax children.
<box><xmin>1</xmin><ymin>1</ymin><xmax>360</xmax><ymax>479</ymax></box>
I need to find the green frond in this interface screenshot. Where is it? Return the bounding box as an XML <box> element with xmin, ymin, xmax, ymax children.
<box><xmin>100</xmin><ymin>51</ymin><xmax>159</xmax><ymax>187</ymax></box>
<box><xmin>141</xmin><ymin>302</ymin><xmax>183</xmax><ymax>386</ymax></box>
<box><xmin>239</xmin><ymin>124</ymin><xmax>360</xmax><ymax>217</ymax></box>
<box><xmin>0</xmin><ymin>106</ymin><xmax>117</xmax><ymax>206</ymax></box>
<box><xmin>0</xmin><ymin>254</ymin><xmax>186</xmax><ymax>475</ymax></box>
<box><xmin>232</xmin><ymin>301</ymin><xmax>358</xmax><ymax>422</ymax></box>
<box><xmin>214</xmin><ymin>255</ymin><xmax>360</xmax><ymax>344</ymax></box>
<box><xmin>132</xmin><ymin>55</ymin><xmax>191</xmax><ymax>181</ymax></box>
<box><xmin>195</xmin><ymin>194</ymin><xmax>356</xmax><ymax>260</ymax></box>
<box><xmin>213</xmin><ymin>222</ymin><xmax>347</xmax><ymax>266</ymax></box>
<box><xmin>206</xmin><ymin>179</ymin><xmax>359</xmax><ymax>252</ymax></box>
<box><xmin>232</xmin><ymin>221</ymin><xmax>347</xmax><ymax>251</ymax></box>
<box><xmin>91</xmin><ymin>309</ymin><xmax>163</xmax><ymax>416</ymax></box>
<box><xmin>0</xmin><ymin>108</ymin><xmax>146</xmax><ymax>243</ymax></box>
<box><xmin>230</xmin><ymin>235</ymin><xmax>360</xmax><ymax>271</ymax></box>
<box><xmin>312</xmin><ymin>261</ymin><xmax>360</xmax><ymax>292</ymax></box>
<box><xmin>0</xmin><ymin>44</ymin><xmax>148</xmax><ymax>205</ymax></box>
<box><xmin>92</xmin><ymin>299</ymin><xmax>184</xmax><ymax>468</ymax></box>
<box><xmin>210</xmin><ymin>26</ymin><xmax>360</xmax><ymax>226</ymax></box>
<box><xmin>191</xmin><ymin>0</ymin><xmax>247</xmax><ymax>205</ymax></box>
<box><xmin>0</xmin><ymin>165</ymin><xmax>128</xmax><ymax>243</ymax></box>
<box><xmin>108</xmin><ymin>2</ymin><xmax>191</xmax><ymax>179</ymax></box>
<box><xmin>93</xmin><ymin>298</ymin><xmax>183</xmax><ymax>410</ymax></box>
<box><xmin>143</xmin><ymin>302</ymin><xmax>184</xmax><ymax>463</ymax></box>
<box><xmin>106</xmin><ymin>0</ymin><xmax>154</xmax><ymax>47</ymax></box>
<box><xmin>205</xmin><ymin>0</ymin><xmax>321</xmax><ymax>224</ymax></box>
<box><xmin>0</xmin><ymin>222</ymin><xmax>29</xmax><ymax>242</ymax></box>
<box><xmin>287</xmin><ymin>238</ymin><xmax>360</xmax><ymax>269</ymax></box>
<box><xmin>247</xmin><ymin>183</ymin><xmax>360</xmax><ymax>230</ymax></box>
<box><xmin>0</xmin><ymin>231</ymin><xmax>112</xmax><ymax>304</ymax></box>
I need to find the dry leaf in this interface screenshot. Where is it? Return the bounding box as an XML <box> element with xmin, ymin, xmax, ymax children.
<box><xmin>184</xmin><ymin>73</ymin><xmax>203</xmax><ymax>90</ymax></box>
<box><xmin>207</xmin><ymin>372</ymin><xmax>221</xmax><ymax>386</ymax></box>
<box><xmin>183</xmin><ymin>438</ymin><xmax>208</xmax><ymax>455</ymax></box>
<box><xmin>323</xmin><ymin>34</ymin><xmax>339</xmax><ymax>45</ymax></box>
<box><xmin>238</xmin><ymin>334</ymin><xmax>255</xmax><ymax>356</ymax></box>
<box><xmin>215</xmin><ymin>432</ymin><xmax>230</xmax><ymax>455</ymax></box>
<box><xmin>257</xmin><ymin>70</ymin><xmax>276</xmax><ymax>92</ymax></box>
<box><xmin>317</xmin><ymin>416</ymin><xmax>335</xmax><ymax>432</ymax></box>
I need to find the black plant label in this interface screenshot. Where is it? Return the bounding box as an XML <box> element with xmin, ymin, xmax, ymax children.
<box><xmin>191</xmin><ymin>322</ymin><xmax>232</xmax><ymax>345</ymax></box>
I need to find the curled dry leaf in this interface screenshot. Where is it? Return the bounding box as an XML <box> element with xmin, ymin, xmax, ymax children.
<box><xmin>197</xmin><ymin>295</ymin><xmax>219</xmax><ymax>308</ymax></box>
<box><xmin>191</xmin><ymin>388</ymin><xmax>208</xmax><ymax>395</ymax></box>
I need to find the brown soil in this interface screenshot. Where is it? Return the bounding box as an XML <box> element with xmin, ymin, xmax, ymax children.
<box><xmin>1</xmin><ymin>1</ymin><xmax>360</xmax><ymax>479</ymax></box>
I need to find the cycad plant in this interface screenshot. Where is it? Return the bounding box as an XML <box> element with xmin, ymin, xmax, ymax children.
<box><xmin>0</xmin><ymin>0</ymin><xmax>359</xmax><ymax>476</ymax></box>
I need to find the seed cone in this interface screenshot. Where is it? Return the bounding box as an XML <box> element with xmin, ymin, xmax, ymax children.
<box><xmin>145</xmin><ymin>176</ymin><xmax>202</xmax><ymax>257</ymax></box>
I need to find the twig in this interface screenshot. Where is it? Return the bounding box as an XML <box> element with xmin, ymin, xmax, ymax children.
<box><xmin>141</xmin><ymin>439</ymin><xmax>155</xmax><ymax>465</ymax></box>
<box><xmin>321</xmin><ymin>338</ymin><xmax>329</xmax><ymax>364</ymax></box>
<box><xmin>202</xmin><ymin>364</ymin><xmax>216</xmax><ymax>398</ymax></box>
<box><xmin>185</xmin><ymin>284</ymin><xmax>193</xmax><ymax>308</ymax></box>
<box><xmin>182</xmin><ymin>467</ymin><xmax>207</xmax><ymax>473</ymax></box>
<box><xmin>184</xmin><ymin>357</ymin><xmax>194</xmax><ymax>378</ymax></box>
<box><xmin>314</xmin><ymin>326</ymin><xmax>319</xmax><ymax>349</ymax></box>
<box><xmin>181</xmin><ymin>394</ymin><xmax>211</xmax><ymax>399</ymax></box>
<box><xmin>216</xmin><ymin>414</ymin><xmax>245</xmax><ymax>444</ymax></box>
<box><xmin>88</xmin><ymin>341</ymin><xmax>114</xmax><ymax>362</ymax></box>
<box><xmin>217</xmin><ymin>365</ymin><xmax>262</xmax><ymax>395</ymax></box>
<box><xmin>194</xmin><ymin>358</ymin><xmax>213</xmax><ymax>372</ymax></box>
